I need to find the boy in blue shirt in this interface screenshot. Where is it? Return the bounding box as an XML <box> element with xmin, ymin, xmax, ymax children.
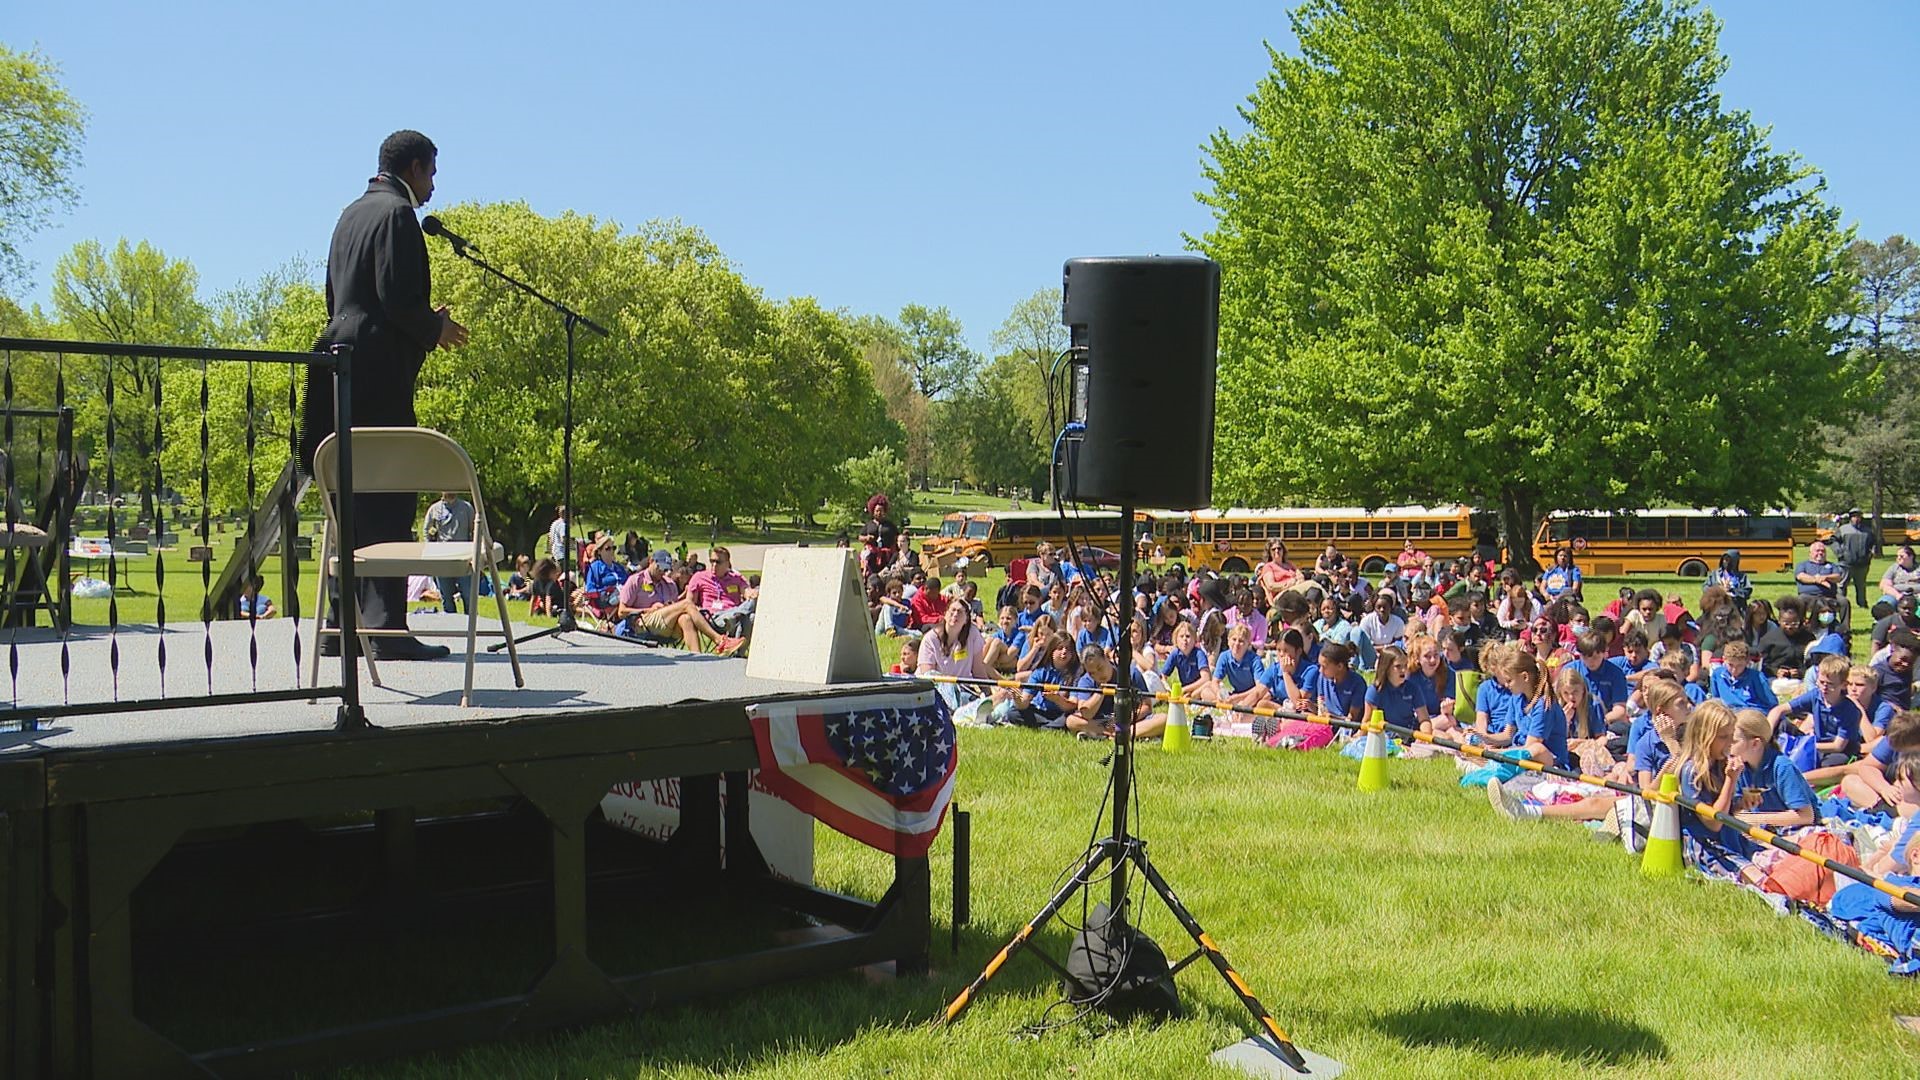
<box><xmin>1768</xmin><ymin>654</ymin><xmax>1863</xmax><ymax>768</ymax></box>
<box><xmin>1609</xmin><ymin>630</ymin><xmax>1655</xmax><ymax>692</ymax></box>
<box><xmin>1573</xmin><ymin>633</ymin><xmax>1631</xmax><ymax>727</ymax></box>
<box><xmin>1709</xmin><ymin>640</ymin><xmax>1777</xmax><ymax>712</ymax></box>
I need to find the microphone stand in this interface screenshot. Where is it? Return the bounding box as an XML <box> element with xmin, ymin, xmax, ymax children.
<box><xmin>430</xmin><ymin>237</ymin><xmax>641</xmax><ymax>650</ymax></box>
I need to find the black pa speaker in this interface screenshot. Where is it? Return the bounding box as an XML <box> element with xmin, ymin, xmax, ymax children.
<box><xmin>1060</xmin><ymin>255</ymin><xmax>1219</xmax><ymax>510</ymax></box>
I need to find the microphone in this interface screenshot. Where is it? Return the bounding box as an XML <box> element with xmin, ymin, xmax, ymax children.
<box><xmin>421</xmin><ymin>215</ymin><xmax>477</xmax><ymax>253</ymax></box>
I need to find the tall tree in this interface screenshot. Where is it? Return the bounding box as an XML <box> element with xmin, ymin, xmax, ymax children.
<box><xmin>1198</xmin><ymin>0</ymin><xmax>1856</xmax><ymax>573</ymax></box>
<box><xmin>0</xmin><ymin>46</ymin><xmax>85</xmax><ymax>293</ymax></box>
<box><xmin>990</xmin><ymin>287</ymin><xmax>1067</xmax><ymax>458</ymax></box>
<box><xmin>851</xmin><ymin>313</ymin><xmax>933</xmax><ymax>487</ymax></box>
<box><xmin>897</xmin><ymin>304</ymin><xmax>978</xmax><ymax>401</ymax></box>
<box><xmin>1812</xmin><ymin>236</ymin><xmax>1920</xmax><ymax>540</ymax></box>
<box><xmin>51</xmin><ymin>239</ymin><xmax>212</xmax><ymax>522</ymax></box>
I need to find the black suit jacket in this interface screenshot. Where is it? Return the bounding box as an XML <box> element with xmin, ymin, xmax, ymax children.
<box><xmin>300</xmin><ymin>174</ymin><xmax>441</xmax><ymax>470</ymax></box>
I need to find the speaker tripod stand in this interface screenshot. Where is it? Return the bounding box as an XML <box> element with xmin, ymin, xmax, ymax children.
<box><xmin>939</xmin><ymin>501</ymin><xmax>1314</xmax><ymax>1076</ymax></box>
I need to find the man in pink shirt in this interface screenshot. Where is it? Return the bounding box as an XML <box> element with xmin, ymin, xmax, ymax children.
<box><xmin>687</xmin><ymin>546</ymin><xmax>756</xmax><ymax>636</ymax></box>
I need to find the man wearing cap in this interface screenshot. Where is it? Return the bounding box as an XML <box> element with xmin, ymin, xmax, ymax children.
<box><xmin>1835</xmin><ymin>509</ymin><xmax>1877</xmax><ymax>611</ymax></box>
<box><xmin>616</xmin><ymin>550</ymin><xmax>679</xmax><ymax>630</ymax></box>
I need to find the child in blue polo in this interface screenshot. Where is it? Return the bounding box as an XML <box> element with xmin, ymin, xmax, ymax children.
<box><xmin>1160</xmin><ymin>620</ymin><xmax>1214</xmax><ymax>699</ymax></box>
<box><xmin>1709</xmin><ymin>640</ymin><xmax>1777</xmax><ymax>712</ymax></box>
<box><xmin>1769</xmin><ymin>653</ymin><xmax>1862</xmax><ymax>768</ymax></box>
<box><xmin>1213</xmin><ymin>624</ymin><xmax>1270</xmax><ymax>711</ymax></box>
<box><xmin>1679</xmin><ymin>704</ymin><xmax>1815</xmax><ymax>870</ymax></box>
<box><xmin>1473</xmin><ymin>642</ymin><xmax>1520</xmax><ymax>748</ymax></box>
<box><xmin>1363</xmin><ymin>645</ymin><xmax>1431</xmax><ymax>735</ymax></box>
<box><xmin>1307</xmin><ymin>641</ymin><xmax>1368</xmax><ymax>729</ymax></box>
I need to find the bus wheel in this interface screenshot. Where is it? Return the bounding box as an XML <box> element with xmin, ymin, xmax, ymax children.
<box><xmin>974</xmin><ymin>552</ymin><xmax>993</xmax><ymax>570</ymax></box>
<box><xmin>1360</xmin><ymin>556</ymin><xmax>1388</xmax><ymax>575</ymax></box>
<box><xmin>1221</xmin><ymin>557</ymin><xmax>1250</xmax><ymax>574</ymax></box>
<box><xmin>1678</xmin><ymin>558</ymin><xmax>1709</xmax><ymax>578</ymax></box>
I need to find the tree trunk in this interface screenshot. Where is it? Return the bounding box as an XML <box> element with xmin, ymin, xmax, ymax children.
<box><xmin>1499</xmin><ymin>486</ymin><xmax>1542</xmax><ymax>578</ymax></box>
<box><xmin>1874</xmin><ymin>476</ymin><xmax>1886</xmax><ymax>558</ymax></box>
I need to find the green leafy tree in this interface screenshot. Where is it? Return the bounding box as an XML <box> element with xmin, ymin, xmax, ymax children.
<box><xmin>51</xmin><ymin>238</ymin><xmax>212</xmax><ymax>522</ymax></box>
<box><xmin>834</xmin><ymin>446</ymin><xmax>913</xmax><ymax>529</ymax></box>
<box><xmin>894</xmin><ymin>304</ymin><xmax>979</xmax><ymax>489</ymax></box>
<box><xmin>1811</xmin><ymin>236</ymin><xmax>1920</xmax><ymax>538</ymax></box>
<box><xmin>0</xmin><ymin>46</ymin><xmax>85</xmax><ymax>292</ymax></box>
<box><xmin>850</xmin><ymin>314</ymin><xmax>931</xmax><ymax>485</ymax></box>
<box><xmin>159</xmin><ymin>269</ymin><xmax>326</xmax><ymax>514</ymax></box>
<box><xmin>1198</xmin><ymin>0</ymin><xmax>1856</xmax><ymax>573</ymax></box>
<box><xmin>414</xmin><ymin>203</ymin><xmax>896</xmax><ymax>554</ymax></box>
<box><xmin>949</xmin><ymin>355</ymin><xmax>1048</xmax><ymax>493</ymax></box>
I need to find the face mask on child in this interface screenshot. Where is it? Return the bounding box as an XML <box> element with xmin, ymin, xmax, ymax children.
<box><xmin>1819</xmin><ymin>612</ymin><xmax>1835</xmax><ymax>626</ymax></box>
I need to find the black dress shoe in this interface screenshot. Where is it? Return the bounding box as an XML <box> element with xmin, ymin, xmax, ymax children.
<box><xmin>370</xmin><ymin>638</ymin><xmax>452</xmax><ymax>661</ymax></box>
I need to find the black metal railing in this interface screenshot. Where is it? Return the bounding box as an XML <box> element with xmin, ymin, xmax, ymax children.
<box><xmin>0</xmin><ymin>337</ymin><xmax>359</xmax><ymax>731</ymax></box>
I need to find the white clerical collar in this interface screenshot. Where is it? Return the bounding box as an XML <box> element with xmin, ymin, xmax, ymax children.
<box><xmin>385</xmin><ymin>173</ymin><xmax>419</xmax><ymax>208</ymax></box>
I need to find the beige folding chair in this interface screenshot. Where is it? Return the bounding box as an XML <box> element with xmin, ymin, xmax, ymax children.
<box><xmin>308</xmin><ymin>428</ymin><xmax>524</xmax><ymax>706</ymax></box>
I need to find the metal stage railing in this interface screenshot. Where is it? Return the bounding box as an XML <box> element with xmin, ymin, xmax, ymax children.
<box><xmin>0</xmin><ymin>337</ymin><xmax>359</xmax><ymax>731</ymax></box>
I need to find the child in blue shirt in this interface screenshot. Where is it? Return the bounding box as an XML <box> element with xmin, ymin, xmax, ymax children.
<box><xmin>1407</xmin><ymin>635</ymin><xmax>1456</xmax><ymax>734</ymax></box>
<box><xmin>1258</xmin><ymin>628</ymin><xmax>1311</xmax><ymax>709</ymax></box>
<box><xmin>1070</xmin><ymin>647</ymin><xmax>1161</xmax><ymax>739</ymax></box>
<box><xmin>1768</xmin><ymin>654</ymin><xmax>1862</xmax><ymax>768</ymax></box>
<box><xmin>1363</xmin><ymin>646</ymin><xmax>1431</xmax><ymax>735</ymax></box>
<box><xmin>1473</xmin><ymin>642</ymin><xmax>1520</xmax><ymax>748</ymax></box>
<box><xmin>1014</xmin><ymin>633</ymin><xmax>1082</xmax><ymax>730</ymax></box>
<box><xmin>1708</xmin><ymin>640</ymin><xmax>1777</xmax><ymax>712</ymax></box>
<box><xmin>1307</xmin><ymin>641</ymin><xmax>1368</xmax><ymax>729</ymax></box>
<box><xmin>1160</xmin><ymin>621</ymin><xmax>1214</xmax><ymax>699</ymax></box>
<box><xmin>1679</xmin><ymin>703</ymin><xmax>1815</xmax><ymax>866</ymax></box>
<box><xmin>1506</xmin><ymin>653</ymin><xmax>1569</xmax><ymax>769</ymax></box>
<box><xmin>1630</xmin><ymin>676</ymin><xmax>1693</xmax><ymax>789</ymax></box>
<box><xmin>1212</xmin><ymin>624</ymin><xmax>1270</xmax><ymax>711</ymax></box>
<box><xmin>985</xmin><ymin>605</ymin><xmax>1029</xmax><ymax>673</ymax></box>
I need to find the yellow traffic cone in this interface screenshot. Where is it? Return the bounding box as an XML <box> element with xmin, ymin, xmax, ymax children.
<box><xmin>1641</xmin><ymin>774</ymin><xmax>1684</xmax><ymax>878</ymax></box>
<box><xmin>1164</xmin><ymin>686</ymin><xmax>1192</xmax><ymax>753</ymax></box>
<box><xmin>1356</xmin><ymin>710</ymin><xmax>1389</xmax><ymax>792</ymax></box>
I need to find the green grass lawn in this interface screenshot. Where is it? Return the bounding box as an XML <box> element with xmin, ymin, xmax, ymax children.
<box><xmin>328</xmin><ymin>729</ymin><xmax>1920</xmax><ymax>1079</ymax></box>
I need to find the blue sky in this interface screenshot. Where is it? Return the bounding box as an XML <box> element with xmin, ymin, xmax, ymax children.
<box><xmin>7</xmin><ymin>1</ymin><xmax>1917</xmax><ymax>354</ymax></box>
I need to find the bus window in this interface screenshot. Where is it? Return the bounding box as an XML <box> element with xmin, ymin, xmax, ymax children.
<box><xmin>965</xmin><ymin>519</ymin><xmax>992</xmax><ymax>540</ymax></box>
<box><xmin>1387</xmin><ymin>522</ymin><xmax>1405</xmax><ymax>539</ymax></box>
<box><xmin>1334</xmin><ymin>521</ymin><xmax>1352</xmax><ymax>539</ymax></box>
<box><xmin>1625</xmin><ymin>516</ymin><xmax>1665</xmax><ymax>540</ymax></box>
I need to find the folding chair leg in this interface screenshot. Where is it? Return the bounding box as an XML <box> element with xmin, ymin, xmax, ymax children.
<box><xmin>308</xmin><ymin>521</ymin><xmax>332</xmax><ymax>700</ymax></box>
<box><xmin>462</xmin><ymin>567</ymin><xmax>481</xmax><ymax>707</ymax></box>
<box><xmin>489</xmin><ymin>564</ymin><xmax>523</xmax><ymax>688</ymax></box>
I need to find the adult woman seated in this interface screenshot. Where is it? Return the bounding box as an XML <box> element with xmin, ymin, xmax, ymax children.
<box><xmin>1256</xmin><ymin>540</ymin><xmax>1301</xmax><ymax>607</ymax></box>
<box><xmin>1879</xmin><ymin>545</ymin><xmax>1920</xmax><ymax>619</ymax></box>
<box><xmin>1537</xmin><ymin>546</ymin><xmax>1584</xmax><ymax>603</ymax></box>
<box><xmin>917</xmin><ymin>596</ymin><xmax>1001</xmax><ymax>709</ymax></box>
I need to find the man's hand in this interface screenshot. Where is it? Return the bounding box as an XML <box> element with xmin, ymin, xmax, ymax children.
<box><xmin>435</xmin><ymin>305</ymin><xmax>470</xmax><ymax>349</ymax></box>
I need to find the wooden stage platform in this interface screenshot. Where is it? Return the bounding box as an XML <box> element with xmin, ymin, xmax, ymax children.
<box><xmin>0</xmin><ymin>617</ymin><xmax>933</xmax><ymax>1077</ymax></box>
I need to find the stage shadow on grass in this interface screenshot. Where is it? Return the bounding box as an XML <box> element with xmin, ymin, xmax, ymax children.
<box><xmin>1371</xmin><ymin>1001</ymin><xmax>1667</xmax><ymax>1065</ymax></box>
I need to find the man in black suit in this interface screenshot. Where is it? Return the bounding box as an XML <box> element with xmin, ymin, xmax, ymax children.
<box><xmin>303</xmin><ymin>130</ymin><xmax>469</xmax><ymax>660</ymax></box>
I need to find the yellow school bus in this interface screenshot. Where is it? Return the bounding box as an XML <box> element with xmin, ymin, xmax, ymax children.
<box><xmin>1532</xmin><ymin>509</ymin><xmax>1794</xmax><ymax>577</ymax></box>
<box><xmin>920</xmin><ymin>512</ymin><xmax>988</xmax><ymax>561</ymax></box>
<box><xmin>1186</xmin><ymin>505</ymin><xmax>1480</xmax><ymax>575</ymax></box>
<box><xmin>935</xmin><ymin>509</ymin><xmax>1129</xmax><ymax>569</ymax></box>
